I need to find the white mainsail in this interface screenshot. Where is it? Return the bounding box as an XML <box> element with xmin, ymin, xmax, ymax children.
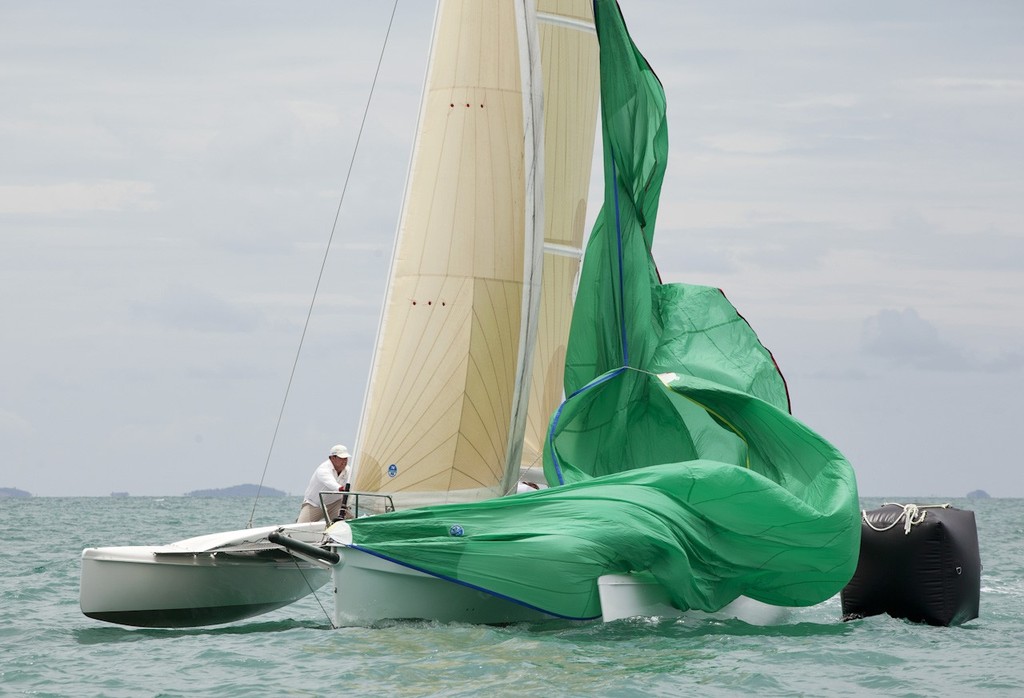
<box><xmin>351</xmin><ymin>0</ymin><xmax>599</xmax><ymax>507</ymax></box>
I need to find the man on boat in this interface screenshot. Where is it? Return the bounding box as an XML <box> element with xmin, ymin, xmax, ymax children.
<box><xmin>296</xmin><ymin>444</ymin><xmax>351</xmax><ymax>523</ymax></box>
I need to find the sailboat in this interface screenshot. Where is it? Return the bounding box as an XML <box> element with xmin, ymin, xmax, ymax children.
<box><xmin>285</xmin><ymin>0</ymin><xmax>860</xmax><ymax>627</ymax></box>
<box><xmin>79</xmin><ymin>0</ymin><xmax>601</xmax><ymax>628</ymax></box>
<box><xmin>81</xmin><ymin>0</ymin><xmax>862</xmax><ymax>629</ymax></box>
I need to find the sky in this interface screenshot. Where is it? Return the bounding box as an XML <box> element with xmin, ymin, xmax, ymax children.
<box><xmin>1</xmin><ymin>1</ymin><xmax>1022</xmax><ymax>499</ymax></box>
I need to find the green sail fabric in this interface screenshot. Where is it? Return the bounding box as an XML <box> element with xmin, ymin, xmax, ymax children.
<box><xmin>563</xmin><ymin>0</ymin><xmax>668</xmax><ymax>391</ymax></box>
<box><xmin>346</xmin><ymin>372</ymin><xmax>858</xmax><ymax>619</ymax></box>
<box><xmin>546</xmin><ymin>285</ymin><xmax>796</xmax><ymax>485</ymax></box>
<box><xmin>547</xmin><ymin>0</ymin><xmax>793</xmax><ymax>484</ymax></box>
<box><xmin>341</xmin><ymin>0</ymin><xmax>861</xmax><ymax>620</ymax></box>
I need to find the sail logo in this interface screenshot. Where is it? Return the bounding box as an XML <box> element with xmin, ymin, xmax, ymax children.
<box><xmin>449</xmin><ymin>525</ymin><xmax>465</xmax><ymax>537</ymax></box>
<box><xmin>387</xmin><ymin>464</ymin><xmax>398</xmax><ymax>478</ymax></box>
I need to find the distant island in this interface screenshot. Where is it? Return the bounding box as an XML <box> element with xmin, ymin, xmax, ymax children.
<box><xmin>966</xmin><ymin>489</ymin><xmax>991</xmax><ymax>499</ymax></box>
<box><xmin>0</xmin><ymin>487</ymin><xmax>32</xmax><ymax>498</ymax></box>
<box><xmin>184</xmin><ymin>484</ymin><xmax>288</xmax><ymax>497</ymax></box>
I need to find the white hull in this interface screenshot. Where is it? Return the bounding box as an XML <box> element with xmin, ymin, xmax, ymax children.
<box><xmin>597</xmin><ymin>573</ymin><xmax>788</xmax><ymax>625</ymax></box>
<box><xmin>328</xmin><ymin>526</ymin><xmax>785</xmax><ymax>627</ymax></box>
<box><xmin>80</xmin><ymin>523</ymin><xmax>331</xmax><ymax>627</ymax></box>
<box><xmin>331</xmin><ymin>546</ymin><xmax>555</xmax><ymax>627</ymax></box>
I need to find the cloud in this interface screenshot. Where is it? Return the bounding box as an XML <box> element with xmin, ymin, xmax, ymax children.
<box><xmin>984</xmin><ymin>351</ymin><xmax>1024</xmax><ymax>373</ymax></box>
<box><xmin>697</xmin><ymin>131</ymin><xmax>794</xmax><ymax>155</ymax></box>
<box><xmin>131</xmin><ymin>285</ymin><xmax>263</xmax><ymax>333</ymax></box>
<box><xmin>780</xmin><ymin>93</ymin><xmax>863</xmax><ymax>110</ymax></box>
<box><xmin>885</xmin><ymin>212</ymin><xmax>1024</xmax><ymax>273</ymax></box>
<box><xmin>862</xmin><ymin>308</ymin><xmax>1023</xmax><ymax>372</ymax></box>
<box><xmin>0</xmin><ymin>180</ymin><xmax>156</xmax><ymax>215</ymax></box>
<box><xmin>903</xmin><ymin>77</ymin><xmax>1024</xmax><ymax>102</ymax></box>
<box><xmin>862</xmin><ymin>308</ymin><xmax>964</xmax><ymax>368</ymax></box>
<box><xmin>0</xmin><ymin>410</ymin><xmax>35</xmax><ymax>437</ymax></box>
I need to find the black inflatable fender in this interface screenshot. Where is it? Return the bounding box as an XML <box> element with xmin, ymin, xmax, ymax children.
<box><xmin>840</xmin><ymin>503</ymin><xmax>981</xmax><ymax>626</ymax></box>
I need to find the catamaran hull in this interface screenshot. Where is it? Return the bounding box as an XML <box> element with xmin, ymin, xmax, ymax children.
<box><xmin>596</xmin><ymin>573</ymin><xmax>788</xmax><ymax>625</ymax></box>
<box><xmin>331</xmin><ymin>547</ymin><xmax>556</xmax><ymax>627</ymax></box>
<box><xmin>329</xmin><ymin>548</ymin><xmax>786</xmax><ymax>626</ymax></box>
<box><xmin>80</xmin><ymin>523</ymin><xmax>331</xmax><ymax>628</ymax></box>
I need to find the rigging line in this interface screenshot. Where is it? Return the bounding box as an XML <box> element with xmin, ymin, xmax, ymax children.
<box><xmin>288</xmin><ymin>552</ymin><xmax>337</xmax><ymax>629</ymax></box>
<box><xmin>246</xmin><ymin>0</ymin><xmax>402</xmax><ymax>528</ymax></box>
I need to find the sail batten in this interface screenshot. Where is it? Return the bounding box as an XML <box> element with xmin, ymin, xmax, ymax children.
<box><xmin>537</xmin><ymin>13</ymin><xmax>597</xmax><ymax>34</ymax></box>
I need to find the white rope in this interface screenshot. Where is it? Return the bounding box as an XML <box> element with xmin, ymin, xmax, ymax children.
<box><xmin>286</xmin><ymin>552</ymin><xmax>337</xmax><ymax>629</ymax></box>
<box><xmin>862</xmin><ymin>502</ymin><xmax>951</xmax><ymax>534</ymax></box>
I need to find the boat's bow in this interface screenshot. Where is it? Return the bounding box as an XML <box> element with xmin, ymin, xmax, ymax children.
<box><xmin>80</xmin><ymin>522</ymin><xmax>332</xmax><ymax>628</ymax></box>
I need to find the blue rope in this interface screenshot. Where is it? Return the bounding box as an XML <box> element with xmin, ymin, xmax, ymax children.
<box><xmin>612</xmin><ymin>157</ymin><xmax>629</xmax><ymax>365</ymax></box>
<box><xmin>546</xmin><ymin>367</ymin><xmax>627</xmax><ymax>484</ymax></box>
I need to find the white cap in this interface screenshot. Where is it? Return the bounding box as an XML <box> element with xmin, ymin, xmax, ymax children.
<box><xmin>329</xmin><ymin>444</ymin><xmax>350</xmax><ymax>459</ymax></box>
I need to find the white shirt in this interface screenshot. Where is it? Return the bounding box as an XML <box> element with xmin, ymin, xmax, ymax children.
<box><xmin>302</xmin><ymin>459</ymin><xmax>349</xmax><ymax>507</ymax></box>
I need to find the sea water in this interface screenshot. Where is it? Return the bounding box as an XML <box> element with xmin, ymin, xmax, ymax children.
<box><xmin>1</xmin><ymin>496</ymin><xmax>1021</xmax><ymax>697</ymax></box>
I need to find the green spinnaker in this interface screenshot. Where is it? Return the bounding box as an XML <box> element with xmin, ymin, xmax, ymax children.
<box><xmin>344</xmin><ymin>0</ymin><xmax>860</xmax><ymax>620</ymax></box>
